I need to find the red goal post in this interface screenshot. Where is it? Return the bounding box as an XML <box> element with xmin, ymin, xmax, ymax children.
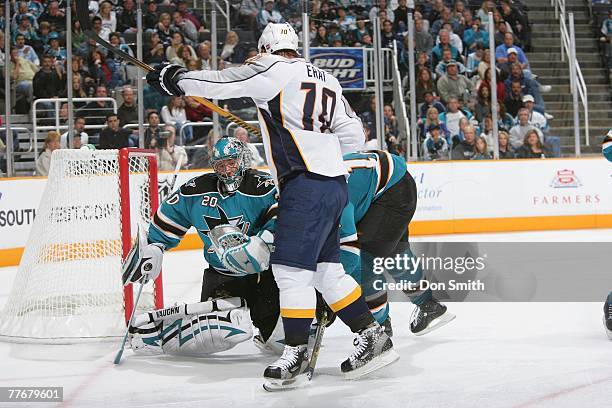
<box><xmin>119</xmin><ymin>148</ymin><xmax>164</xmax><ymax>324</ymax></box>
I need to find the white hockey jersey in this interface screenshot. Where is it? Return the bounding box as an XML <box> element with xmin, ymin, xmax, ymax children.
<box><xmin>177</xmin><ymin>54</ymin><xmax>365</xmax><ymax>183</ymax></box>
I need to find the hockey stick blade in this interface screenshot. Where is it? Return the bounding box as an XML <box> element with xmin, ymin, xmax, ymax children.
<box><xmin>114</xmin><ymin>280</ymin><xmax>146</xmax><ymax>364</ymax></box>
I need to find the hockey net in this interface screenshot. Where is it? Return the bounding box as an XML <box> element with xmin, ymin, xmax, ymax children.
<box><xmin>0</xmin><ymin>148</ymin><xmax>164</xmax><ymax>343</ymax></box>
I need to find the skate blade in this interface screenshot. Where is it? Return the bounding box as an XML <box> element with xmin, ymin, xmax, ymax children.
<box><xmin>344</xmin><ymin>349</ymin><xmax>400</xmax><ymax>380</ymax></box>
<box><xmin>603</xmin><ymin>316</ymin><xmax>612</xmax><ymax>340</ymax></box>
<box><xmin>263</xmin><ymin>372</ymin><xmax>311</xmax><ymax>392</ymax></box>
<box><xmin>413</xmin><ymin>312</ymin><xmax>456</xmax><ymax>336</ymax></box>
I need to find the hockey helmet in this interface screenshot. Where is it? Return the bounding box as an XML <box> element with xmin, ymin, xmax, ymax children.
<box><xmin>603</xmin><ymin>129</ymin><xmax>612</xmax><ymax>163</ymax></box>
<box><xmin>257</xmin><ymin>22</ymin><xmax>299</xmax><ymax>54</ymax></box>
<box><xmin>210</xmin><ymin>137</ymin><xmax>251</xmax><ymax>193</ymax></box>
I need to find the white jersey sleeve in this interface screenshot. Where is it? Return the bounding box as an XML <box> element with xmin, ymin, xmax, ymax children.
<box><xmin>178</xmin><ymin>56</ymin><xmax>294</xmax><ymax>101</ymax></box>
<box><xmin>333</xmin><ymin>95</ymin><xmax>366</xmax><ymax>155</ymax></box>
<box><xmin>177</xmin><ymin>54</ymin><xmax>365</xmax><ymax>183</ymax></box>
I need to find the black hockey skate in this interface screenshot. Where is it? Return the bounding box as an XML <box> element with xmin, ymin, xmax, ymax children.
<box><xmin>263</xmin><ymin>345</ymin><xmax>311</xmax><ymax>391</ymax></box>
<box><xmin>410</xmin><ymin>298</ymin><xmax>456</xmax><ymax>336</ymax></box>
<box><xmin>604</xmin><ymin>295</ymin><xmax>612</xmax><ymax>340</ymax></box>
<box><xmin>381</xmin><ymin>315</ymin><xmax>393</xmax><ymax>338</ymax></box>
<box><xmin>341</xmin><ymin>324</ymin><xmax>399</xmax><ymax>380</ymax></box>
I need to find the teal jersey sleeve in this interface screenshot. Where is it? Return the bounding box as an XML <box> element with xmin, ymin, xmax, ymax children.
<box><xmin>339</xmin><ymin>201</ymin><xmax>357</xmax><ymax>243</ymax></box>
<box><xmin>149</xmin><ymin>190</ymin><xmax>192</xmax><ymax>250</ymax></box>
<box><xmin>340</xmin><ymin>202</ymin><xmax>360</xmax><ymax>281</ymax></box>
<box><xmin>340</xmin><ymin>244</ymin><xmax>361</xmax><ymax>283</ymax></box>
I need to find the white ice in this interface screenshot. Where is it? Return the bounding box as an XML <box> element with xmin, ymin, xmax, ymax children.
<box><xmin>0</xmin><ymin>229</ymin><xmax>611</xmax><ymax>408</ymax></box>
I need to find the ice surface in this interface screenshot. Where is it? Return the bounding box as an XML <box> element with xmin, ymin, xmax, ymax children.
<box><xmin>0</xmin><ymin>230</ymin><xmax>611</xmax><ymax>408</ymax></box>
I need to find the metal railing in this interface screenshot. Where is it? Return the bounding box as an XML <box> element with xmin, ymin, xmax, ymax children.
<box><xmin>364</xmin><ymin>48</ymin><xmax>394</xmax><ymax>86</ymax></box>
<box><xmin>1</xmin><ymin>127</ymin><xmax>31</xmax><ymax>175</ymax></box>
<box><xmin>178</xmin><ymin>121</ymin><xmax>215</xmax><ymax>145</ymax></box>
<box><xmin>1</xmin><ymin>126</ymin><xmax>33</xmax><ymax>152</ymax></box>
<box><xmin>201</xmin><ymin>0</ymin><xmax>231</xmax><ymax>32</ymax></box>
<box><xmin>32</xmin><ymin>98</ymin><xmax>118</xmax><ymax>157</ymax></box>
<box><xmin>553</xmin><ymin>0</ymin><xmax>590</xmax><ymax>151</ymax></box>
<box><xmin>391</xmin><ymin>41</ymin><xmax>411</xmax><ymax>160</ymax></box>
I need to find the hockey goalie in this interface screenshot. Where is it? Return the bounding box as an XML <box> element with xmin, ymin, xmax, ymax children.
<box><xmin>121</xmin><ymin>137</ymin><xmax>286</xmax><ymax>357</ymax></box>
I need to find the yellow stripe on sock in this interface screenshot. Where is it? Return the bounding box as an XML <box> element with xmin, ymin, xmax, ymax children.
<box><xmin>280</xmin><ymin>308</ymin><xmax>316</xmax><ymax>318</ymax></box>
<box><xmin>330</xmin><ymin>286</ymin><xmax>362</xmax><ymax>312</ymax></box>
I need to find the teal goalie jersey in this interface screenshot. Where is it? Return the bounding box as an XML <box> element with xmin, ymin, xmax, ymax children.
<box><xmin>148</xmin><ymin>170</ymin><xmax>278</xmax><ymax>273</ymax></box>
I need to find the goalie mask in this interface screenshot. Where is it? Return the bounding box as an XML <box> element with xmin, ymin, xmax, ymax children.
<box><xmin>210</xmin><ymin>137</ymin><xmax>251</xmax><ymax>193</ymax></box>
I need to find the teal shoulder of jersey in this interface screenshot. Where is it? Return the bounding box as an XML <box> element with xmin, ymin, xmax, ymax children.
<box><xmin>342</xmin><ymin>150</ymin><xmax>407</xmax><ymax>227</ymax></box>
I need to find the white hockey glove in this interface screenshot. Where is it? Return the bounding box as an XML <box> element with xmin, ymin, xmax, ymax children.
<box><xmin>257</xmin><ymin>229</ymin><xmax>275</xmax><ymax>252</ymax></box>
<box><xmin>122</xmin><ymin>225</ymin><xmax>164</xmax><ymax>285</ymax></box>
<box><xmin>209</xmin><ymin>225</ymin><xmax>270</xmax><ymax>277</ymax></box>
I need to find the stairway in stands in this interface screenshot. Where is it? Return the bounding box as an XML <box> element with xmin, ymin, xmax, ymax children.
<box><xmin>527</xmin><ymin>0</ymin><xmax>611</xmax><ymax>155</ymax></box>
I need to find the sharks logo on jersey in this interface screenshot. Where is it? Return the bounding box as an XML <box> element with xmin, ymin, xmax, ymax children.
<box><xmin>254</xmin><ymin>174</ymin><xmax>275</xmax><ymax>189</ymax></box>
<box><xmin>200</xmin><ymin>206</ymin><xmax>250</xmax><ymax>255</ymax></box>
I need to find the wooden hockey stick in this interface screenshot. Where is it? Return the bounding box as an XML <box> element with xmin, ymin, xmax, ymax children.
<box><xmin>75</xmin><ymin>0</ymin><xmax>261</xmax><ymax>138</ymax></box>
<box><xmin>307</xmin><ymin>308</ymin><xmax>329</xmax><ymax>379</ymax></box>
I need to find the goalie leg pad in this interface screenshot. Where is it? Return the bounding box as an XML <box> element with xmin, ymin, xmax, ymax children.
<box><xmin>130</xmin><ymin>308</ymin><xmax>253</xmax><ymax>356</ymax></box>
<box><xmin>129</xmin><ymin>321</ymin><xmax>164</xmax><ymax>355</ymax></box>
<box><xmin>162</xmin><ymin>308</ymin><xmax>253</xmax><ymax>356</ymax></box>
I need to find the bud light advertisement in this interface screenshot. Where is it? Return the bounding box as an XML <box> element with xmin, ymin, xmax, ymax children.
<box><xmin>309</xmin><ymin>47</ymin><xmax>365</xmax><ymax>90</ymax></box>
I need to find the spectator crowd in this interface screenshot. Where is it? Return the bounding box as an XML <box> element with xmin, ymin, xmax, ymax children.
<box><xmin>0</xmin><ymin>0</ymin><xmax>592</xmax><ymax>177</ymax></box>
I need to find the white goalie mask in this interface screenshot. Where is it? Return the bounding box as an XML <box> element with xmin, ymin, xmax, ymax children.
<box><xmin>257</xmin><ymin>22</ymin><xmax>299</xmax><ymax>54</ymax></box>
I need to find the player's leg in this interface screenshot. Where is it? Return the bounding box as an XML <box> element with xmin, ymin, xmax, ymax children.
<box><xmin>264</xmin><ymin>172</ymin><xmax>329</xmax><ymax>388</ymax></box>
<box><xmin>357</xmin><ymin>172</ymin><xmax>454</xmax><ymax>335</ymax></box>
<box><xmin>604</xmin><ymin>291</ymin><xmax>612</xmax><ymax>339</ymax></box>
<box><xmin>265</xmin><ymin>173</ymin><xmax>396</xmax><ymax>387</ymax></box>
<box><xmin>245</xmin><ymin>270</ymin><xmax>285</xmax><ymax>354</ymax></box>
<box><xmin>312</xmin><ymin>176</ymin><xmax>398</xmax><ymax>379</ymax></box>
<box><xmin>202</xmin><ymin>266</ymin><xmax>282</xmax><ymax>344</ymax></box>
<box><xmin>392</xmin><ymin>235</ymin><xmax>456</xmax><ymax>336</ymax></box>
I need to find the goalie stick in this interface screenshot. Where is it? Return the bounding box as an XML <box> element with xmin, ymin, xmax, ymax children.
<box><xmin>114</xmin><ymin>280</ymin><xmax>146</xmax><ymax>364</ymax></box>
<box><xmin>74</xmin><ymin>0</ymin><xmax>261</xmax><ymax>138</ymax></box>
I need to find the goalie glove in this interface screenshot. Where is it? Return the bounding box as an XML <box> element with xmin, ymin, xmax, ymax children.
<box><xmin>209</xmin><ymin>225</ymin><xmax>270</xmax><ymax>277</ymax></box>
<box><xmin>122</xmin><ymin>225</ymin><xmax>164</xmax><ymax>285</ymax></box>
<box><xmin>146</xmin><ymin>63</ymin><xmax>186</xmax><ymax>96</ymax></box>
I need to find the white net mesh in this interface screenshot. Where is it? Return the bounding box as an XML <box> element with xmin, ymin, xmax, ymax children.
<box><xmin>0</xmin><ymin>149</ymin><xmax>158</xmax><ymax>343</ymax></box>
